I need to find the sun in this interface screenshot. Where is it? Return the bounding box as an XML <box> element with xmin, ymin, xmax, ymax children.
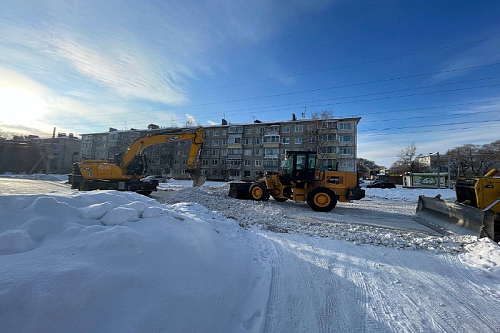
<box><xmin>0</xmin><ymin>86</ymin><xmax>47</xmax><ymax>124</ymax></box>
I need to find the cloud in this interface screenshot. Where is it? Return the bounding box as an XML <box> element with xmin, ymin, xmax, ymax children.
<box><xmin>207</xmin><ymin>120</ymin><xmax>218</xmax><ymax>125</ymax></box>
<box><xmin>432</xmin><ymin>38</ymin><xmax>500</xmax><ymax>82</ymax></box>
<box><xmin>185</xmin><ymin>114</ymin><xmax>196</xmax><ymax>126</ymax></box>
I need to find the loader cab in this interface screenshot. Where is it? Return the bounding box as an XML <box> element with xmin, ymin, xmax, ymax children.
<box><xmin>283</xmin><ymin>151</ymin><xmax>316</xmax><ymax>184</ymax></box>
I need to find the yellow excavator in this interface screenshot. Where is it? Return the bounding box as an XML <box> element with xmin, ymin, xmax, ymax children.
<box><xmin>414</xmin><ymin>169</ymin><xmax>500</xmax><ymax>242</ymax></box>
<box><xmin>229</xmin><ymin>151</ymin><xmax>365</xmax><ymax>211</ymax></box>
<box><xmin>71</xmin><ymin>127</ymin><xmax>205</xmax><ymax>195</ymax></box>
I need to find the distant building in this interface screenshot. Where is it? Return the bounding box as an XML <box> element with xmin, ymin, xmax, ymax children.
<box><xmin>79</xmin><ymin>116</ymin><xmax>360</xmax><ymax>180</ymax></box>
<box><xmin>0</xmin><ymin>133</ymin><xmax>80</xmax><ymax>174</ymax></box>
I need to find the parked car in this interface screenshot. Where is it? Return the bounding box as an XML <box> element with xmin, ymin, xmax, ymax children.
<box><xmin>140</xmin><ymin>175</ymin><xmax>168</xmax><ymax>184</ymax></box>
<box><xmin>366</xmin><ymin>181</ymin><xmax>396</xmax><ymax>189</ymax></box>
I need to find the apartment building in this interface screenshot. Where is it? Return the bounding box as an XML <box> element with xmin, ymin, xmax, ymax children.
<box><xmin>79</xmin><ymin>117</ymin><xmax>360</xmax><ymax>180</ymax></box>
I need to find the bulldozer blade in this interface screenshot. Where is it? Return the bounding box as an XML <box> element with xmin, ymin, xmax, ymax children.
<box><xmin>413</xmin><ymin>195</ymin><xmax>495</xmax><ymax>239</ymax></box>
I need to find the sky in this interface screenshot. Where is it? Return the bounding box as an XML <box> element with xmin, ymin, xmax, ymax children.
<box><xmin>1</xmin><ymin>0</ymin><xmax>500</xmax><ymax>167</ymax></box>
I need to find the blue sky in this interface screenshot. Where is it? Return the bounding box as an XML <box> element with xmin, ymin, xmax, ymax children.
<box><xmin>1</xmin><ymin>0</ymin><xmax>500</xmax><ymax>167</ymax></box>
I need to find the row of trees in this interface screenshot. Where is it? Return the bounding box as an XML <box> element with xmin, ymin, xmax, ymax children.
<box><xmin>387</xmin><ymin>140</ymin><xmax>500</xmax><ymax>177</ymax></box>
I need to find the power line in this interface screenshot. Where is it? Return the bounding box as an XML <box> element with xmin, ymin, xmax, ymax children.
<box><xmin>187</xmin><ymin>36</ymin><xmax>500</xmax><ymax>92</ymax></box>
<box><xmin>361</xmin><ymin>118</ymin><xmax>500</xmax><ymax>135</ymax></box>
<box><xmin>42</xmin><ymin>74</ymin><xmax>500</xmax><ymax>123</ymax></box>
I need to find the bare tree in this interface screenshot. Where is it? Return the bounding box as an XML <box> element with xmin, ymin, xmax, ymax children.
<box><xmin>390</xmin><ymin>144</ymin><xmax>417</xmax><ymax>174</ymax></box>
<box><xmin>447</xmin><ymin>141</ymin><xmax>500</xmax><ymax>177</ymax></box>
<box><xmin>357</xmin><ymin>158</ymin><xmax>384</xmax><ymax>179</ymax></box>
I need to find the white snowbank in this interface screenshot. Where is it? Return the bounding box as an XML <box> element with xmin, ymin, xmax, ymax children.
<box><xmin>365</xmin><ymin>187</ymin><xmax>456</xmax><ymax>202</ymax></box>
<box><xmin>0</xmin><ymin>172</ymin><xmax>68</xmax><ymax>182</ymax></box>
<box><xmin>0</xmin><ymin>191</ymin><xmax>270</xmax><ymax>332</ymax></box>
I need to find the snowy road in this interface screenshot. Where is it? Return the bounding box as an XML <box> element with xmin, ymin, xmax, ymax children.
<box><xmin>0</xmin><ymin>177</ymin><xmax>72</xmax><ymax>195</ymax></box>
<box><xmin>260</xmin><ymin>233</ymin><xmax>500</xmax><ymax>332</ymax></box>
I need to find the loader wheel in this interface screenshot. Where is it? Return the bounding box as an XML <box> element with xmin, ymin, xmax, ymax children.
<box><xmin>307</xmin><ymin>187</ymin><xmax>337</xmax><ymax>212</ymax></box>
<box><xmin>249</xmin><ymin>183</ymin><xmax>269</xmax><ymax>201</ymax></box>
<box><xmin>79</xmin><ymin>182</ymin><xmax>90</xmax><ymax>191</ymax></box>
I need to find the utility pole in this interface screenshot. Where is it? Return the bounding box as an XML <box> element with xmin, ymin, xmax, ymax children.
<box><xmin>45</xmin><ymin>127</ymin><xmax>56</xmax><ymax>174</ymax></box>
<box><xmin>447</xmin><ymin>154</ymin><xmax>451</xmax><ymax>189</ymax></box>
<box><xmin>436</xmin><ymin>151</ymin><xmax>441</xmax><ymax>189</ymax></box>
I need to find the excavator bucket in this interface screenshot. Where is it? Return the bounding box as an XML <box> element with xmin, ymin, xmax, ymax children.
<box><xmin>187</xmin><ymin>169</ymin><xmax>206</xmax><ymax>187</ymax></box>
<box><xmin>413</xmin><ymin>195</ymin><xmax>495</xmax><ymax>239</ymax></box>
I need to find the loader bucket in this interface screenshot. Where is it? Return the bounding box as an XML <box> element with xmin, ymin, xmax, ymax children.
<box><xmin>413</xmin><ymin>195</ymin><xmax>495</xmax><ymax>239</ymax></box>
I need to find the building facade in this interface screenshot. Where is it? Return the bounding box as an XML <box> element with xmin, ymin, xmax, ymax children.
<box><xmin>79</xmin><ymin>117</ymin><xmax>360</xmax><ymax>180</ymax></box>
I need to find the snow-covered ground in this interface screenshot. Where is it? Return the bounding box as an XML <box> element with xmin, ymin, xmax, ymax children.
<box><xmin>1</xmin><ymin>176</ymin><xmax>499</xmax><ymax>332</ymax></box>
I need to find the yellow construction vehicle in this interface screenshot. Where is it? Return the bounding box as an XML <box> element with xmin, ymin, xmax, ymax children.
<box><xmin>229</xmin><ymin>151</ymin><xmax>365</xmax><ymax>211</ymax></box>
<box><xmin>72</xmin><ymin>127</ymin><xmax>205</xmax><ymax>194</ymax></box>
<box><xmin>414</xmin><ymin>169</ymin><xmax>500</xmax><ymax>242</ymax></box>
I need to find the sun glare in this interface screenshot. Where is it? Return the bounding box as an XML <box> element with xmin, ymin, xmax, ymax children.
<box><xmin>0</xmin><ymin>87</ymin><xmax>47</xmax><ymax>124</ymax></box>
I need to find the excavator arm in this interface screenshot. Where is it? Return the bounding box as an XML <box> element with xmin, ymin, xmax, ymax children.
<box><xmin>121</xmin><ymin>127</ymin><xmax>206</xmax><ymax>186</ymax></box>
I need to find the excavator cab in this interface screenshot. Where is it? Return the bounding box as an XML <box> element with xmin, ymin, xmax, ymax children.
<box><xmin>282</xmin><ymin>151</ymin><xmax>317</xmax><ymax>184</ymax></box>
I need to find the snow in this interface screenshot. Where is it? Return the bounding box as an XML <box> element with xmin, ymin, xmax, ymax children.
<box><xmin>1</xmin><ymin>176</ymin><xmax>499</xmax><ymax>332</ymax></box>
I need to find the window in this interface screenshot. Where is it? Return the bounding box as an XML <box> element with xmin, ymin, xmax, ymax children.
<box><xmin>282</xmin><ymin>125</ymin><xmax>290</xmax><ymax>133</ymax></box>
<box><xmin>211</xmin><ymin>160</ymin><xmax>218</xmax><ymax>166</ymax></box>
<box><xmin>243</xmin><ymin>138</ymin><xmax>253</xmax><ymax>145</ymax></box>
<box><xmin>258</xmin><ymin>127</ymin><xmax>264</xmax><ymax>135</ymax></box>
<box><xmin>307</xmin><ymin>124</ymin><xmax>315</xmax><ymax>132</ymax></box>
<box><xmin>244</xmin><ymin>149</ymin><xmax>252</xmax><ymax>156</ymax></box>
<box><xmin>221</xmin><ymin>149</ymin><xmax>228</xmax><ymax>156</ymax></box>
<box><xmin>227</xmin><ymin>159</ymin><xmax>241</xmax><ymax>166</ymax></box>
<box><xmin>281</xmin><ymin>148</ymin><xmax>287</xmax><ymax>154</ymax></box>
<box><xmin>294</xmin><ymin>125</ymin><xmax>303</xmax><ymax>132</ymax></box>
<box><xmin>205</xmin><ymin>130</ymin><xmax>210</xmax><ymax>137</ymax></box>
<box><xmin>229</xmin><ymin>126</ymin><xmax>243</xmax><ymax>134</ymax></box>
<box><xmin>202</xmin><ymin>160</ymin><xmax>209</xmax><ymax>166</ymax></box>
<box><xmin>228</xmin><ymin>137</ymin><xmax>242</xmax><ymax>144</ymax></box>
<box><xmin>263</xmin><ymin>135</ymin><xmax>280</xmax><ymax>143</ymax></box>
<box><xmin>221</xmin><ymin>139</ymin><xmax>228</xmax><ymax>145</ymax></box>
<box><xmin>294</xmin><ymin>137</ymin><xmax>303</xmax><ymax>144</ymax></box>
<box><xmin>255</xmin><ymin>138</ymin><xmax>262</xmax><ymax>145</ymax></box>
<box><xmin>318</xmin><ymin>146</ymin><xmax>336</xmax><ymax>154</ymax></box>
<box><xmin>222</xmin><ymin>130</ymin><xmax>227</xmax><ymax>136</ymax></box>
<box><xmin>339</xmin><ymin>147</ymin><xmax>352</xmax><ymax>155</ymax></box>
<box><xmin>245</xmin><ymin>128</ymin><xmax>253</xmax><ymax>135</ymax></box>
<box><xmin>265</xmin><ymin>125</ymin><xmax>280</xmax><ymax>134</ymax></box>
<box><xmin>321</xmin><ymin>121</ymin><xmax>337</xmax><ymax>129</ymax></box>
<box><xmin>263</xmin><ymin>158</ymin><xmax>279</xmax><ymax>166</ymax></box>
<box><xmin>228</xmin><ymin>148</ymin><xmax>242</xmax><ymax>155</ymax></box>
<box><xmin>213</xmin><ymin>129</ymin><xmax>219</xmax><ymax>136</ymax></box>
<box><xmin>320</xmin><ymin>133</ymin><xmax>336</xmax><ymax>142</ymax></box>
<box><xmin>282</xmin><ymin>137</ymin><xmax>290</xmax><ymax>144</ymax></box>
<box><xmin>338</xmin><ymin>122</ymin><xmax>352</xmax><ymax>130</ymax></box>
<box><xmin>255</xmin><ymin>160</ymin><xmax>262</xmax><ymax>166</ymax></box>
<box><xmin>308</xmin><ymin>136</ymin><xmax>316</xmax><ymax>143</ymax></box>
<box><xmin>211</xmin><ymin>149</ymin><xmax>218</xmax><ymax>156</ymax></box>
<box><xmin>255</xmin><ymin>148</ymin><xmax>262</xmax><ymax>156</ymax></box>
<box><xmin>339</xmin><ymin>135</ymin><xmax>352</xmax><ymax>142</ymax></box>
<box><xmin>339</xmin><ymin>160</ymin><xmax>353</xmax><ymax>167</ymax></box>
<box><xmin>244</xmin><ymin>160</ymin><xmax>251</xmax><ymax>166</ymax></box>
<box><xmin>265</xmin><ymin>148</ymin><xmax>278</xmax><ymax>156</ymax></box>
<box><xmin>244</xmin><ymin>170</ymin><xmax>251</xmax><ymax>177</ymax></box>
<box><xmin>212</xmin><ymin>140</ymin><xmax>219</xmax><ymax>146</ymax></box>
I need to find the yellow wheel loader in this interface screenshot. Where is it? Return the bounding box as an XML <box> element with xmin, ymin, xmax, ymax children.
<box><xmin>229</xmin><ymin>151</ymin><xmax>365</xmax><ymax>212</ymax></box>
<box><xmin>414</xmin><ymin>169</ymin><xmax>500</xmax><ymax>242</ymax></box>
<box><xmin>71</xmin><ymin>127</ymin><xmax>205</xmax><ymax>195</ymax></box>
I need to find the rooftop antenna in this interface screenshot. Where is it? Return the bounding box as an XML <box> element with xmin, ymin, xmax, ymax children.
<box><xmin>301</xmin><ymin>106</ymin><xmax>307</xmax><ymax>119</ymax></box>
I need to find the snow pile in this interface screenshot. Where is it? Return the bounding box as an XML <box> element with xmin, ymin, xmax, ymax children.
<box><xmin>160</xmin><ymin>185</ymin><xmax>479</xmax><ymax>253</ymax></box>
<box><xmin>0</xmin><ymin>191</ymin><xmax>270</xmax><ymax>332</ymax></box>
<box><xmin>365</xmin><ymin>187</ymin><xmax>456</xmax><ymax>202</ymax></box>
